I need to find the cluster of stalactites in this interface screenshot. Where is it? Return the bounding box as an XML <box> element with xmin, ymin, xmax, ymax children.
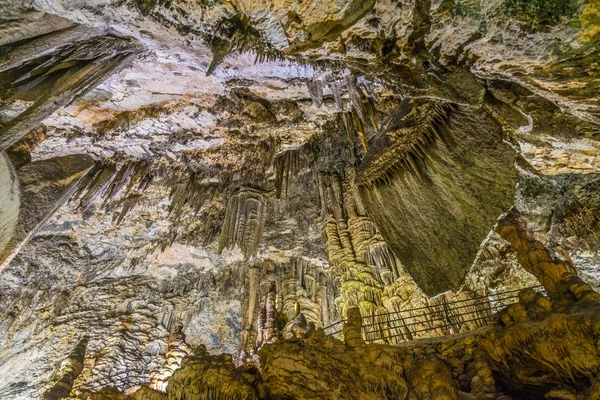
<box><xmin>307</xmin><ymin>73</ymin><xmax>378</xmax><ymax>112</ymax></box>
<box><xmin>0</xmin><ymin>21</ymin><xmax>139</xmax><ymax>151</ymax></box>
<box><xmin>273</xmin><ymin>147</ymin><xmax>303</xmax><ymax>200</ymax></box>
<box><xmin>71</xmin><ymin>160</ymin><xmax>152</xmax><ymax>219</ymax></box>
<box><xmin>149</xmin><ymin>324</ymin><xmax>192</xmax><ymax>393</ymax></box>
<box><xmin>255</xmin><ymin>282</ymin><xmax>280</xmax><ymax>349</ymax></box>
<box><xmin>219</xmin><ymin>188</ymin><xmax>267</xmax><ymax>259</ymax></box>
<box><xmin>318</xmin><ymin>169</ymin><xmax>508</xmax><ymax>343</ymax></box>
<box><xmin>355</xmin><ymin>99</ymin><xmax>456</xmax><ymax>187</ymax></box>
<box><xmin>71</xmin><ymin>159</ymin><xmax>227</xmax><ymax>252</ymax></box>
<box><xmin>308</xmin><ymin>73</ymin><xmax>383</xmax><ymax>152</ymax></box>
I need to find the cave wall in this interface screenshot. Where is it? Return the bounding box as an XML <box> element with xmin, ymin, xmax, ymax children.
<box><xmin>0</xmin><ymin>0</ymin><xmax>600</xmax><ymax>397</ymax></box>
<box><xmin>0</xmin><ymin>152</ymin><xmax>20</xmax><ymax>256</ymax></box>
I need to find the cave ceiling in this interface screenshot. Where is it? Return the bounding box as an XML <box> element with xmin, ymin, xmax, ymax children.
<box><xmin>0</xmin><ymin>0</ymin><xmax>600</xmax><ymax>397</ymax></box>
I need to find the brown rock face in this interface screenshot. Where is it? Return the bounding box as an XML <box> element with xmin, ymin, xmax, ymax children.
<box><xmin>259</xmin><ymin>330</ymin><xmax>408</xmax><ymax>400</ymax></box>
<box><xmin>404</xmin><ymin>358</ymin><xmax>460</xmax><ymax>400</ymax></box>
<box><xmin>84</xmin><ymin>287</ymin><xmax>600</xmax><ymax>399</ymax></box>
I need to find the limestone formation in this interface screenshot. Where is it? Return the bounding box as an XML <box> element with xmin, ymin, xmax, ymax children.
<box><xmin>42</xmin><ymin>336</ymin><xmax>89</xmax><ymax>400</ymax></box>
<box><xmin>148</xmin><ymin>324</ymin><xmax>191</xmax><ymax>392</ymax></box>
<box><xmin>357</xmin><ymin>99</ymin><xmax>518</xmax><ymax>295</ymax></box>
<box><xmin>219</xmin><ymin>188</ymin><xmax>268</xmax><ymax>260</ymax></box>
<box><xmin>0</xmin><ymin>18</ymin><xmax>140</xmax><ymax>150</ymax></box>
<box><xmin>79</xmin><ymin>275</ymin><xmax>600</xmax><ymax>399</ymax></box>
<box><xmin>0</xmin><ymin>154</ymin><xmax>94</xmax><ymax>268</ymax></box>
<box><xmin>0</xmin><ymin>152</ymin><xmax>20</xmax><ymax>256</ymax></box>
<box><xmin>1</xmin><ymin>0</ymin><xmax>600</xmax><ymax>398</ymax></box>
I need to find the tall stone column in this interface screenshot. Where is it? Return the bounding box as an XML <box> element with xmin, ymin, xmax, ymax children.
<box><xmin>496</xmin><ymin>208</ymin><xmax>600</xmax><ymax>305</ymax></box>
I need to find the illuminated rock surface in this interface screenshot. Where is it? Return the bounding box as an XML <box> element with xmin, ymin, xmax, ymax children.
<box><xmin>0</xmin><ymin>0</ymin><xmax>599</xmax><ymax>398</ymax></box>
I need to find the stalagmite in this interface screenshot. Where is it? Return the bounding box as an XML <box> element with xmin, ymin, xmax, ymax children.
<box><xmin>496</xmin><ymin>208</ymin><xmax>600</xmax><ymax>305</ymax></box>
<box><xmin>149</xmin><ymin>324</ymin><xmax>191</xmax><ymax>392</ymax></box>
<box><xmin>256</xmin><ymin>282</ymin><xmax>281</xmax><ymax>349</ymax></box>
<box><xmin>42</xmin><ymin>336</ymin><xmax>89</xmax><ymax>400</ymax></box>
<box><xmin>343</xmin><ymin>307</ymin><xmax>365</xmax><ymax>347</ymax></box>
<box><xmin>290</xmin><ymin>312</ymin><xmax>315</xmax><ymax>339</ymax></box>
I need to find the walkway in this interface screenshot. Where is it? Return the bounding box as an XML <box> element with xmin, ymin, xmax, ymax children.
<box><xmin>323</xmin><ymin>285</ymin><xmax>544</xmax><ymax>344</ymax></box>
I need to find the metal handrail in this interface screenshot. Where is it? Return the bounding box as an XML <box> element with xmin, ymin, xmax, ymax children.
<box><xmin>361</xmin><ymin>303</ymin><xmax>506</xmax><ymax>335</ymax></box>
<box><xmin>323</xmin><ymin>285</ymin><xmax>544</xmax><ymax>343</ymax></box>
<box><xmin>360</xmin><ymin>294</ymin><xmax>521</xmax><ymax>329</ymax></box>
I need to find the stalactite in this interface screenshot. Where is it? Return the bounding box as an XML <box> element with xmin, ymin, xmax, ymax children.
<box><xmin>351</xmin><ymin>109</ymin><xmax>369</xmax><ymax>152</ymax></box>
<box><xmin>124</xmin><ymin>161</ymin><xmax>152</xmax><ymax>196</ymax></box>
<box><xmin>273</xmin><ymin>145</ymin><xmax>307</xmax><ymax>199</ymax></box>
<box><xmin>73</xmin><ymin>162</ymin><xmax>117</xmax><ymax>211</ymax></box>
<box><xmin>0</xmin><ymin>31</ymin><xmax>140</xmax><ymax>150</ymax></box>
<box><xmin>337</xmin><ymin>109</ymin><xmax>371</xmax><ymax>153</ymax></box>
<box><xmin>344</xmin><ymin>74</ymin><xmax>368</xmax><ymax>130</ymax></box>
<box><xmin>356</xmin><ymin>99</ymin><xmax>518</xmax><ymax>295</ymax></box>
<box><xmin>101</xmin><ymin>162</ymin><xmax>135</xmax><ymax>209</ymax></box>
<box><xmin>365</xmin><ymin>241</ymin><xmax>400</xmax><ymax>285</ymax></box>
<box><xmin>329</xmin><ymin>79</ymin><xmax>344</xmax><ymax>110</ymax></box>
<box><xmin>358</xmin><ymin>77</ymin><xmax>379</xmax><ymax>102</ymax></box>
<box><xmin>113</xmin><ymin>194</ymin><xmax>142</xmax><ymax>226</ymax></box>
<box><xmin>219</xmin><ymin>188</ymin><xmax>267</xmax><ymax>259</ymax></box>
<box><xmin>307</xmin><ymin>78</ymin><xmax>324</xmax><ymax>108</ymax></box>
<box><xmin>319</xmin><ymin>169</ymin><xmax>502</xmax><ymax>343</ymax></box>
<box><xmin>355</xmin><ymin>99</ymin><xmax>455</xmax><ymax>187</ymax></box>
